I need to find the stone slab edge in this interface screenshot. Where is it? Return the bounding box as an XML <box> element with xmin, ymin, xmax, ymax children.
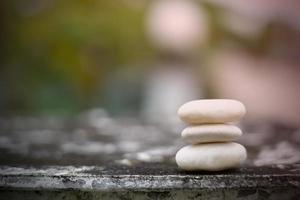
<box><xmin>0</xmin><ymin>166</ymin><xmax>300</xmax><ymax>191</ymax></box>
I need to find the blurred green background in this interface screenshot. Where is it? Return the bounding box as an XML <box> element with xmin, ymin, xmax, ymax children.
<box><xmin>1</xmin><ymin>0</ymin><xmax>300</xmax><ymax>126</ymax></box>
<box><xmin>0</xmin><ymin>0</ymin><xmax>154</xmax><ymax>115</ymax></box>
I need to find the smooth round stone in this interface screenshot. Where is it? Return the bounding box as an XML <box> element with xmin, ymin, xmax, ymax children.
<box><xmin>175</xmin><ymin>142</ymin><xmax>247</xmax><ymax>171</ymax></box>
<box><xmin>182</xmin><ymin>124</ymin><xmax>242</xmax><ymax>144</ymax></box>
<box><xmin>178</xmin><ymin>99</ymin><xmax>246</xmax><ymax>124</ymax></box>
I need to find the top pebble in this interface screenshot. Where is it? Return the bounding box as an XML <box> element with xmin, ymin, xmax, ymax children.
<box><xmin>178</xmin><ymin>99</ymin><xmax>246</xmax><ymax>124</ymax></box>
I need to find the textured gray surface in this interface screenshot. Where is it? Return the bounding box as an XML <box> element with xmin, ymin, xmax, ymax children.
<box><xmin>1</xmin><ymin>164</ymin><xmax>300</xmax><ymax>191</ymax></box>
<box><xmin>1</xmin><ymin>164</ymin><xmax>300</xmax><ymax>199</ymax></box>
<box><xmin>0</xmin><ymin>113</ymin><xmax>300</xmax><ymax>199</ymax></box>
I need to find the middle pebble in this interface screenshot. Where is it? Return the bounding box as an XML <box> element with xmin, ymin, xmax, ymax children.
<box><xmin>182</xmin><ymin>124</ymin><xmax>242</xmax><ymax>144</ymax></box>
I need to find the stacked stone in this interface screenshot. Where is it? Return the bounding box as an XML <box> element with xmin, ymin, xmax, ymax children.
<box><xmin>176</xmin><ymin>99</ymin><xmax>247</xmax><ymax>171</ymax></box>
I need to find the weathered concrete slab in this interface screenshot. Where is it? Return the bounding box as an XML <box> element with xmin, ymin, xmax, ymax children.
<box><xmin>1</xmin><ymin>164</ymin><xmax>300</xmax><ymax>199</ymax></box>
<box><xmin>0</xmin><ymin>164</ymin><xmax>300</xmax><ymax>191</ymax></box>
<box><xmin>0</xmin><ymin>115</ymin><xmax>299</xmax><ymax>199</ymax></box>
<box><xmin>1</xmin><ymin>189</ymin><xmax>300</xmax><ymax>200</ymax></box>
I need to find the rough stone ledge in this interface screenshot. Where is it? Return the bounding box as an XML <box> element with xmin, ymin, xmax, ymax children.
<box><xmin>0</xmin><ymin>165</ymin><xmax>300</xmax><ymax>191</ymax></box>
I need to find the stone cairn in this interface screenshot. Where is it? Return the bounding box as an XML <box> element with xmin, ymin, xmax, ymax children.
<box><xmin>176</xmin><ymin>99</ymin><xmax>247</xmax><ymax>171</ymax></box>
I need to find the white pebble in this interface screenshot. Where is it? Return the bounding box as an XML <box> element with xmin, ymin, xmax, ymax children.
<box><xmin>177</xmin><ymin>99</ymin><xmax>246</xmax><ymax>124</ymax></box>
<box><xmin>182</xmin><ymin>124</ymin><xmax>242</xmax><ymax>144</ymax></box>
<box><xmin>175</xmin><ymin>142</ymin><xmax>247</xmax><ymax>171</ymax></box>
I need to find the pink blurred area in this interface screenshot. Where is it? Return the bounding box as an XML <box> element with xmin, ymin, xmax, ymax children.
<box><xmin>144</xmin><ymin>0</ymin><xmax>300</xmax><ymax>126</ymax></box>
<box><xmin>211</xmin><ymin>50</ymin><xmax>300</xmax><ymax>126</ymax></box>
